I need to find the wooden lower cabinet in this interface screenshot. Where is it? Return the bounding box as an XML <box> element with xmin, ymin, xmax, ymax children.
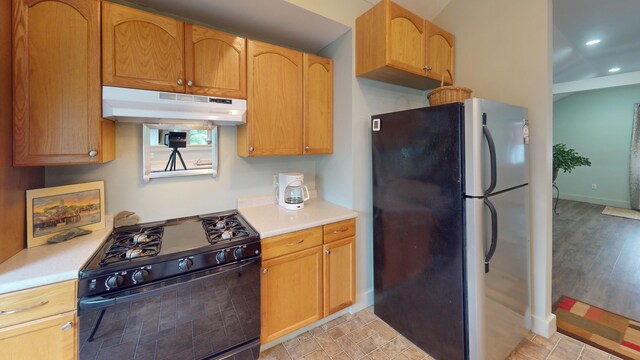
<box><xmin>261</xmin><ymin>219</ymin><xmax>356</xmax><ymax>344</ymax></box>
<box><xmin>0</xmin><ymin>280</ymin><xmax>77</xmax><ymax>359</ymax></box>
<box><xmin>261</xmin><ymin>246</ymin><xmax>323</xmax><ymax>343</ymax></box>
<box><xmin>323</xmin><ymin>237</ymin><xmax>356</xmax><ymax>317</ymax></box>
<box><xmin>0</xmin><ymin>311</ymin><xmax>76</xmax><ymax>360</ymax></box>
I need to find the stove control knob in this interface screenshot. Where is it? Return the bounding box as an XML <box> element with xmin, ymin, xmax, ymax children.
<box><xmin>178</xmin><ymin>258</ymin><xmax>193</xmax><ymax>271</ymax></box>
<box><xmin>216</xmin><ymin>251</ymin><xmax>226</xmax><ymax>263</ymax></box>
<box><xmin>105</xmin><ymin>274</ymin><xmax>124</xmax><ymax>289</ymax></box>
<box><xmin>132</xmin><ymin>269</ymin><xmax>149</xmax><ymax>283</ymax></box>
<box><xmin>233</xmin><ymin>247</ymin><xmax>245</xmax><ymax>259</ymax></box>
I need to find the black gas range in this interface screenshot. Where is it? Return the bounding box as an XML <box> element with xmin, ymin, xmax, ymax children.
<box><xmin>78</xmin><ymin>210</ymin><xmax>261</xmax><ymax>360</ymax></box>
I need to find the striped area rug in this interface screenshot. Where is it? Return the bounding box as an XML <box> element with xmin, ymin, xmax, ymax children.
<box><xmin>554</xmin><ymin>296</ymin><xmax>640</xmax><ymax>360</ymax></box>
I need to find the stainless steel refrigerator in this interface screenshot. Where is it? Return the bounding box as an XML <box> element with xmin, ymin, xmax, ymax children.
<box><xmin>371</xmin><ymin>99</ymin><xmax>530</xmax><ymax>360</ymax></box>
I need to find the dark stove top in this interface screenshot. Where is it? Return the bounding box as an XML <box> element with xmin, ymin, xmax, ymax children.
<box><xmin>79</xmin><ymin>210</ymin><xmax>260</xmax><ymax>298</ymax></box>
<box><xmin>82</xmin><ymin>210</ymin><xmax>258</xmax><ymax>273</ymax></box>
<box><xmin>99</xmin><ymin>224</ymin><xmax>164</xmax><ymax>266</ymax></box>
<box><xmin>202</xmin><ymin>212</ymin><xmax>252</xmax><ymax>244</ymax></box>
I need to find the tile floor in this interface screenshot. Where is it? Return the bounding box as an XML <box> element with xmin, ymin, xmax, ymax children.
<box><xmin>259</xmin><ymin>307</ymin><xmax>623</xmax><ymax>360</ymax></box>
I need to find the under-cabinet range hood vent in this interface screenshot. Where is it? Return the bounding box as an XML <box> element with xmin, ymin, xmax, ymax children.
<box><xmin>102</xmin><ymin>86</ymin><xmax>246</xmax><ymax>126</ymax></box>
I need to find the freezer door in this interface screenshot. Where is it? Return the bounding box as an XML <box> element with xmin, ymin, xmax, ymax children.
<box><xmin>465</xmin><ymin>186</ymin><xmax>530</xmax><ymax>360</ymax></box>
<box><xmin>372</xmin><ymin>104</ymin><xmax>467</xmax><ymax>360</ymax></box>
<box><xmin>464</xmin><ymin>98</ymin><xmax>528</xmax><ymax>196</ymax></box>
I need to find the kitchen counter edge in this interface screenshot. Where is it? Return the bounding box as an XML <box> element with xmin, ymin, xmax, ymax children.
<box><xmin>0</xmin><ymin>216</ymin><xmax>113</xmax><ymax>295</ymax></box>
<box><xmin>239</xmin><ymin>199</ymin><xmax>357</xmax><ymax>238</ymax></box>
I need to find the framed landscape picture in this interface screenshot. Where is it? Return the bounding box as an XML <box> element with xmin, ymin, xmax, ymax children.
<box><xmin>26</xmin><ymin>181</ymin><xmax>105</xmax><ymax>247</ymax></box>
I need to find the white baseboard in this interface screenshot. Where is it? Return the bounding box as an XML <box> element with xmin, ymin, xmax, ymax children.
<box><xmin>558</xmin><ymin>193</ymin><xmax>630</xmax><ymax>209</ymax></box>
<box><xmin>531</xmin><ymin>313</ymin><xmax>557</xmax><ymax>338</ymax></box>
<box><xmin>351</xmin><ymin>288</ymin><xmax>374</xmax><ymax>313</ymax></box>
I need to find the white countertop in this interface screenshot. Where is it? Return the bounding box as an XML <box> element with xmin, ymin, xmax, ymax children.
<box><xmin>0</xmin><ymin>216</ymin><xmax>113</xmax><ymax>295</ymax></box>
<box><xmin>239</xmin><ymin>198</ymin><xmax>357</xmax><ymax>238</ymax></box>
<box><xmin>0</xmin><ymin>199</ymin><xmax>356</xmax><ymax>295</ymax></box>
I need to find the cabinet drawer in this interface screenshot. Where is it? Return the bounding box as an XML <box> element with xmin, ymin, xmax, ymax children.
<box><xmin>262</xmin><ymin>227</ymin><xmax>323</xmax><ymax>260</ymax></box>
<box><xmin>0</xmin><ymin>281</ymin><xmax>76</xmax><ymax>329</ymax></box>
<box><xmin>323</xmin><ymin>219</ymin><xmax>356</xmax><ymax>243</ymax></box>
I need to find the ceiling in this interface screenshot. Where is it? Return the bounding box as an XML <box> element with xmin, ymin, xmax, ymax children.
<box><xmin>123</xmin><ymin>0</ymin><xmax>640</xmax><ymax>86</ymax></box>
<box><xmin>553</xmin><ymin>0</ymin><xmax>640</xmax><ymax>84</ymax></box>
<box><xmin>126</xmin><ymin>0</ymin><xmax>350</xmax><ymax>53</ymax></box>
<box><xmin>123</xmin><ymin>0</ymin><xmax>452</xmax><ymax>53</ymax></box>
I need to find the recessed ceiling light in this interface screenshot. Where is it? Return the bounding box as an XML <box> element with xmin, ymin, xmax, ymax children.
<box><xmin>585</xmin><ymin>39</ymin><xmax>601</xmax><ymax>46</ymax></box>
<box><xmin>609</xmin><ymin>67</ymin><xmax>621</xmax><ymax>73</ymax></box>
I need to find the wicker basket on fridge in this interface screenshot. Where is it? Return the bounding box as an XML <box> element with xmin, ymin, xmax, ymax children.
<box><xmin>427</xmin><ymin>69</ymin><xmax>472</xmax><ymax>106</ymax></box>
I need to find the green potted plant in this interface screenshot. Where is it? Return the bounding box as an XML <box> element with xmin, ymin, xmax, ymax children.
<box><xmin>552</xmin><ymin>143</ymin><xmax>592</xmax><ymax>182</ymax></box>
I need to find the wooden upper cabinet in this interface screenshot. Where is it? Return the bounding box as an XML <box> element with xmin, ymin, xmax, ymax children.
<box><xmin>356</xmin><ymin>0</ymin><xmax>455</xmax><ymax>90</ymax></box>
<box><xmin>185</xmin><ymin>24</ymin><xmax>246</xmax><ymax>98</ymax></box>
<box><xmin>388</xmin><ymin>2</ymin><xmax>425</xmax><ymax>75</ymax></box>
<box><xmin>239</xmin><ymin>40</ymin><xmax>302</xmax><ymax>157</ymax></box>
<box><xmin>13</xmin><ymin>0</ymin><xmax>113</xmax><ymax>166</ymax></box>
<box><xmin>102</xmin><ymin>1</ymin><xmax>185</xmax><ymax>92</ymax></box>
<box><xmin>425</xmin><ymin>21</ymin><xmax>455</xmax><ymax>85</ymax></box>
<box><xmin>303</xmin><ymin>54</ymin><xmax>333</xmax><ymax>155</ymax></box>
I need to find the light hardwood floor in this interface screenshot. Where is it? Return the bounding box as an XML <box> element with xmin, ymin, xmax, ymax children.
<box><xmin>553</xmin><ymin>199</ymin><xmax>640</xmax><ymax>320</ymax></box>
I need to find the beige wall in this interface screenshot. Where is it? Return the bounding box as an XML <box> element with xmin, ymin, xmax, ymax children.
<box><xmin>44</xmin><ymin>0</ymin><xmax>555</xmax><ymax>339</ymax></box>
<box><xmin>435</xmin><ymin>0</ymin><xmax>554</xmax><ymax>336</ymax></box>
<box><xmin>318</xmin><ymin>30</ymin><xmax>428</xmax><ymax>310</ymax></box>
<box><xmin>46</xmin><ymin>124</ymin><xmax>319</xmax><ymax>222</ymax></box>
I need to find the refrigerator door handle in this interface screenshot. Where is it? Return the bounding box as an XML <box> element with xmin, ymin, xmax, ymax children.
<box><xmin>483</xmin><ymin>198</ymin><xmax>498</xmax><ymax>273</ymax></box>
<box><xmin>482</xmin><ymin>113</ymin><xmax>497</xmax><ymax>195</ymax></box>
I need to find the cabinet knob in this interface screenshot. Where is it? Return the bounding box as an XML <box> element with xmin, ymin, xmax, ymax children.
<box><xmin>187</xmin><ymin>80</ymin><xmax>193</xmax><ymax>87</ymax></box>
<box><xmin>424</xmin><ymin>66</ymin><xmax>432</xmax><ymax>71</ymax></box>
<box><xmin>325</xmin><ymin>250</ymin><xmax>331</xmax><ymax>255</ymax></box>
<box><xmin>262</xmin><ymin>268</ymin><xmax>268</xmax><ymax>274</ymax></box>
<box><xmin>61</xmin><ymin>321</ymin><xmax>73</xmax><ymax>331</ymax></box>
<box><xmin>249</xmin><ymin>147</ymin><xmax>255</xmax><ymax>152</ymax></box>
<box><xmin>88</xmin><ymin>150</ymin><xmax>98</xmax><ymax>157</ymax></box>
<box><xmin>305</xmin><ymin>146</ymin><xmax>310</xmax><ymax>151</ymax></box>
<box><xmin>177</xmin><ymin>79</ymin><xmax>183</xmax><ymax>85</ymax></box>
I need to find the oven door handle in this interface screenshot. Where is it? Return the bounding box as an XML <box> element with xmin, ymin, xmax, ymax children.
<box><xmin>78</xmin><ymin>257</ymin><xmax>260</xmax><ymax>310</ymax></box>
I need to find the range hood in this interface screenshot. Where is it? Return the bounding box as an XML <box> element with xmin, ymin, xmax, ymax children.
<box><xmin>102</xmin><ymin>86</ymin><xmax>246</xmax><ymax>125</ymax></box>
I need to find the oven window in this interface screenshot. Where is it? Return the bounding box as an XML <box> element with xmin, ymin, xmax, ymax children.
<box><xmin>78</xmin><ymin>261</ymin><xmax>260</xmax><ymax>360</ymax></box>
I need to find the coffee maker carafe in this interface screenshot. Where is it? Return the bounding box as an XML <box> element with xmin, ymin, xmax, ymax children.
<box><xmin>278</xmin><ymin>172</ymin><xmax>310</xmax><ymax>210</ymax></box>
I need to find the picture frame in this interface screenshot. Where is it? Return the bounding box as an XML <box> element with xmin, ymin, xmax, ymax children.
<box><xmin>26</xmin><ymin>181</ymin><xmax>105</xmax><ymax>248</ymax></box>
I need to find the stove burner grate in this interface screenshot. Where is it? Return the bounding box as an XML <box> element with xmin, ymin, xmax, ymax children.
<box><xmin>201</xmin><ymin>213</ymin><xmax>250</xmax><ymax>245</ymax></box>
<box><xmin>99</xmin><ymin>225</ymin><xmax>164</xmax><ymax>266</ymax></box>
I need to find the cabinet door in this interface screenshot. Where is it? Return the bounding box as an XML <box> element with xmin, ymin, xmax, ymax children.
<box><xmin>13</xmin><ymin>0</ymin><xmax>105</xmax><ymax>165</ymax></box>
<box><xmin>387</xmin><ymin>1</ymin><xmax>425</xmax><ymax>75</ymax></box>
<box><xmin>244</xmin><ymin>40</ymin><xmax>302</xmax><ymax>157</ymax></box>
<box><xmin>0</xmin><ymin>311</ymin><xmax>76</xmax><ymax>360</ymax></box>
<box><xmin>303</xmin><ymin>54</ymin><xmax>333</xmax><ymax>155</ymax></box>
<box><xmin>425</xmin><ymin>21</ymin><xmax>455</xmax><ymax>84</ymax></box>
<box><xmin>323</xmin><ymin>237</ymin><xmax>356</xmax><ymax>316</ymax></box>
<box><xmin>185</xmin><ymin>24</ymin><xmax>246</xmax><ymax>98</ymax></box>
<box><xmin>102</xmin><ymin>1</ymin><xmax>185</xmax><ymax>92</ymax></box>
<box><xmin>261</xmin><ymin>247</ymin><xmax>322</xmax><ymax>343</ymax></box>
